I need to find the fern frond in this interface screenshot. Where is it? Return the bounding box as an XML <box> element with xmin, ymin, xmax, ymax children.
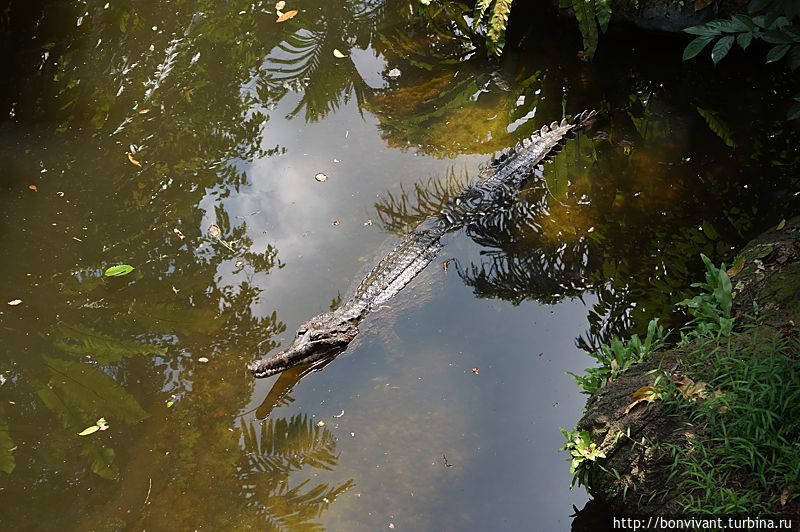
<box><xmin>487</xmin><ymin>0</ymin><xmax>513</xmax><ymax>56</ymax></box>
<box><xmin>473</xmin><ymin>0</ymin><xmax>494</xmax><ymax>31</ymax></box>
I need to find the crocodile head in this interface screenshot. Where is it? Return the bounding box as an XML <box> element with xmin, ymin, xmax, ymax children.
<box><xmin>249</xmin><ymin>312</ymin><xmax>358</xmax><ymax>378</ymax></box>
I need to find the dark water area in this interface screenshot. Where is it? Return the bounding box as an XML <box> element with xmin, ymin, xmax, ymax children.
<box><xmin>0</xmin><ymin>1</ymin><xmax>798</xmax><ymax>530</ymax></box>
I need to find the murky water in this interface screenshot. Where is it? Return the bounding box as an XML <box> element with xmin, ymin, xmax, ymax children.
<box><xmin>1</xmin><ymin>1</ymin><xmax>798</xmax><ymax>530</ymax></box>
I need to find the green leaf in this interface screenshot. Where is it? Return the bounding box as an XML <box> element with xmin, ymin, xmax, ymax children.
<box><xmin>595</xmin><ymin>0</ymin><xmax>612</xmax><ymax>33</ymax></box>
<box><xmin>683</xmin><ymin>36</ymin><xmax>714</xmax><ymax>60</ymax></box>
<box><xmin>712</xmin><ymin>35</ymin><xmax>734</xmax><ymax>63</ymax></box>
<box><xmin>766</xmin><ymin>43</ymin><xmax>791</xmax><ymax>63</ymax></box>
<box><xmin>104</xmin><ymin>264</ymin><xmax>135</xmax><ymax>277</ymax></box>
<box><xmin>737</xmin><ymin>32</ymin><xmax>753</xmax><ymax>50</ymax></box>
<box><xmin>732</xmin><ymin>14</ymin><xmax>757</xmax><ymax>32</ymax></box>
<box><xmin>573</xmin><ymin>0</ymin><xmax>599</xmax><ymax>58</ymax></box>
<box><xmin>763</xmin><ymin>29</ymin><xmax>795</xmax><ymax>44</ymax></box>
<box><xmin>78</xmin><ymin>424</ymin><xmax>101</xmax><ymax>436</ymax></box>
<box><xmin>684</xmin><ymin>24</ymin><xmax>721</xmax><ymax>36</ymax></box>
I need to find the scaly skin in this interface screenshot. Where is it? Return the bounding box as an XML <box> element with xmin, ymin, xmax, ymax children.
<box><xmin>249</xmin><ymin>110</ymin><xmax>597</xmax><ymax>378</ymax></box>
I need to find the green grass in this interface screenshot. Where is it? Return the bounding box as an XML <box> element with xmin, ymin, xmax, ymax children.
<box><xmin>662</xmin><ymin>328</ymin><xmax>800</xmax><ymax>514</ymax></box>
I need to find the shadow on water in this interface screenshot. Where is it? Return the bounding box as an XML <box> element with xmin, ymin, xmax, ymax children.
<box><xmin>0</xmin><ymin>0</ymin><xmax>797</xmax><ymax>530</ymax></box>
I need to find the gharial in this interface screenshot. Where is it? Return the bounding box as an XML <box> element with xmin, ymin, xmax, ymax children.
<box><xmin>249</xmin><ymin>110</ymin><xmax>597</xmax><ymax>378</ymax></box>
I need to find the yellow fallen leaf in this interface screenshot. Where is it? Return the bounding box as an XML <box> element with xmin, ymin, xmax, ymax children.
<box><xmin>623</xmin><ymin>385</ymin><xmax>660</xmax><ymax>415</ymax></box>
<box><xmin>276</xmin><ymin>9</ymin><xmax>297</xmax><ymax>22</ymax></box>
<box><xmin>777</xmin><ymin>219</ymin><xmax>786</xmax><ymax>230</ymax></box>
<box><xmin>138</xmin><ymin>108</ymin><xmax>150</xmax><ymax>114</ymax></box>
<box><xmin>333</xmin><ymin>49</ymin><xmax>346</xmax><ymax>58</ymax></box>
<box><xmin>127</xmin><ymin>152</ymin><xmax>142</xmax><ymax>168</ymax></box>
<box><xmin>676</xmin><ymin>376</ymin><xmax>707</xmax><ymax>402</ymax></box>
<box><xmin>726</xmin><ymin>255</ymin><xmax>745</xmax><ymax>277</ymax></box>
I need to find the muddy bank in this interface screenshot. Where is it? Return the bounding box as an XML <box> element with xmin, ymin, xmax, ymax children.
<box><xmin>573</xmin><ymin>216</ymin><xmax>800</xmax><ymax>515</ymax></box>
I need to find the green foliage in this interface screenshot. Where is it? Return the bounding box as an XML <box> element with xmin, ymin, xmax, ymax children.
<box><xmin>682</xmin><ymin>1</ymin><xmax>800</xmax><ymax>119</ymax></box>
<box><xmin>560</xmin><ymin>427</ymin><xmax>606</xmax><ymax>488</ymax></box>
<box><xmin>663</xmin><ymin>331</ymin><xmax>800</xmax><ymax>514</ymax></box>
<box><xmin>568</xmin><ymin>319</ymin><xmax>666</xmax><ymax>395</ymax></box>
<box><xmin>676</xmin><ymin>253</ymin><xmax>734</xmax><ymax>339</ymax></box>
<box><xmin>567</xmin><ymin>0</ymin><xmax>612</xmax><ymax>59</ymax></box>
<box><xmin>470</xmin><ymin>0</ymin><xmax>514</xmax><ymax>56</ymax></box>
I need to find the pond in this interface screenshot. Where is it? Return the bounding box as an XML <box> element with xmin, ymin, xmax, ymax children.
<box><xmin>1</xmin><ymin>1</ymin><xmax>798</xmax><ymax>530</ymax></box>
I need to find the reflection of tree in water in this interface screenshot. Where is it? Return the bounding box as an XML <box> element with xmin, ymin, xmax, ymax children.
<box><xmin>239</xmin><ymin>415</ymin><xmax>355</xmax><ymax>530</ymax></box>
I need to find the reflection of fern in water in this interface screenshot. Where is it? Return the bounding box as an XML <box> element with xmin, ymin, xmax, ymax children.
<box><xmin>238</xmin><ymin>415</ymin><xmax>355</xmax><ymax>530</ymax></box>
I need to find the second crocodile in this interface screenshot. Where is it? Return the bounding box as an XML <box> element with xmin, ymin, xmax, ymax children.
<box><xmin>249</xmin><ymin>110</ymin><xmax>597</xmax><ymax>378</ymax></box>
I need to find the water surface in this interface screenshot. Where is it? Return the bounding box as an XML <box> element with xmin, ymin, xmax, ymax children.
<box><xmin>1</xmin><ymin>1</ymin><xmax>798</xmax><ymax>530</ymax></box>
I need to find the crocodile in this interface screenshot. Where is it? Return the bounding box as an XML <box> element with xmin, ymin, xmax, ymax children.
<box><xmin>249</xmin><ymin>110</ymin><xmax>597</xmax><ymax>378</ymax></box>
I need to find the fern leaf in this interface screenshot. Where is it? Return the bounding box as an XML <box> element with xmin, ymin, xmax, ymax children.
<box><xmin>487</xmin><ymin>0</ymin><xmax>513</xmax><ymax>56</ymax></box>
<box><xmin>473</xmin><ymin>0</ymin><xmax>494</xmax><ymax>31</ymax></box>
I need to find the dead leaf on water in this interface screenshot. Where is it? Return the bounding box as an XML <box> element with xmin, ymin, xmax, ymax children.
<box><xmin>275</xmin><ymin>0</ymin><xmax>286</xmax><ymax>9</ymax></box>
<box><xmin>173</xmin><ymin>228</ymin><xmax>185</xmax><ymax>239</ymax></box>
<box><xmin>333</xmin><ymin>49</ymin><xmax>346</xmax><ymax>58</ymax></box>
<box><xmin>331</xmin><ymin>219</ymin><xmax>340</xmax><ymax>226</ymax></box>
<box><xmin>471</xmin><ymin>367</ymin><xmax>479</xmax><ymax>375</ymax></box>
<box><xmin>7</xmin><ymin>299</ymin><xmax>22</xmax><ymax>306</ymax></box>
<box><xmin>276</xmin><ymin>9</ymin><xmax>297</xmax><ymax>22</ymax></box>
<box><xmin>315</xmin><ymin>172</ymin><xmax>328</xmax><ymax>182</ymax></box>
<box><xmin>726</xmin><ymin>256</ymin><xmax>745</xmax><ymax>277</ymax></box>
<box><xmin>28</xmin><ymin>184</ymin><xmax>38</xmax><ymax>192</ymax></box>
<box><xmin>127</xmin><ymin>152</ymin><xmax>143</xmax><ymax>168</ymax></box>
<box><xmin>138</xmin><ymin>108</ymin><xmax>150</xmax><ymax>114</ymax></box>
<box><xmin>623</xmin><ymin>385</ymin><xmax>660</xmax><ymax>415</ymax></box>
<box><xmin>56</xmin><ymin>191</ymin><xmax>65</xmax><ymax>197</ymax></box>
<box><xmin>171</xmin><ymin>286</ymin><xmax>180</xmax><ymax>295</ymax></box>
<box><xmin>209</xmin><ymin>225</ymin><xmax>221</xmax><ymax>238</ymax></box>
<box><xmin>777</xmin><ymin>219</ymin><xmax>786</xmax><ymax>230</ymax></box>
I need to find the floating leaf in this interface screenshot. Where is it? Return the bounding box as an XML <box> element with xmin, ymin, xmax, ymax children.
<box><xmin>78</xmin><ymin>425</ymin><xmax>101</xmax><ymax>436</ymax></box>
<box><xmin>314</xmin><ymin>173</ymin><xmax>328</xmax><ymax>182</ymax></box>
<box><xmin>331</xmin><ymin>219</ymin><xmax>341</xmax><ymax>226</ymax></box>
<box><xmin>7</xmin><ymin>299</ymin><xmax>22</xmax><ymax>306</ymax></box>
<box><xmin>275</xmin><ymin>0</ymin><xmax>286</xmax><ymax>9</ymax></box>
<box><xmin>623</xmin><ymin>385</ymin><xmax>660</xmax><ymax>414</ymax></box>
<box><xmin>173</xmin><ymin>228</ymin><xmax>185</xmax><ymax>239</ymax></box>
<box><xmin>471</xmin><ymin>367</ymin><xmax>480</xmax><ymax>374</ymax></box>
<box><xmin>276</xmin><ymin>9</ymin><xmax>297</xmax><ymax>22</ymax></box>
<box><xmin>332</xmin><ymin>49</ymin><xmax>346</xmax><ymax>58</ymax></box>
<box><xmin>28</xmin><ymin>184</ymin><xmax>38</xmax><ymax>192</ymax></box>
<box><xmin>127</xmin><ymin>152</ymin><xmax>142</xmax><ymax>168</ymax></box>
<box><xmin>777</xmin><ymin>219</ymin><xmax>786</xmax><ymax>230</ymax></box>
<box><xmin>138</xmin><ymin>108</ymin><xmax>150</xmax><ymax>114</ymax></box>
<box><xmin>208</xmin><ymin>224</ymin><xmax>221</xmax><ymax>237</ymax></box>
<box><xmin>104</xmin><ymin>264</ymin><xmax>134</xmax><ymax>277</ymax></box>
<box><xmin>198</xmin><ymin>357</ymin><xmax>209</xmax><ymax>363</ymax></box>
